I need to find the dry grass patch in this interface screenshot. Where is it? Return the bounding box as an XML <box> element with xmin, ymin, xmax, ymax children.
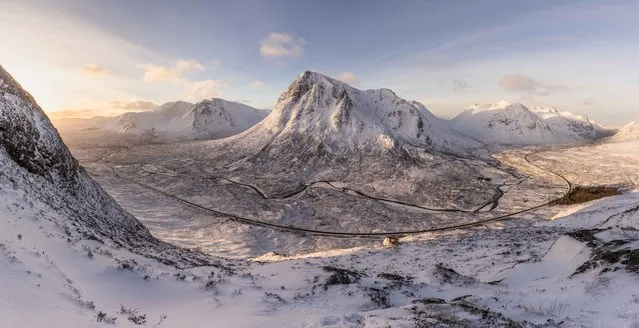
<box><xmin>552</xmin><ymin>185</ymin><xmax>621</xmax><ymax>205</ymax></box>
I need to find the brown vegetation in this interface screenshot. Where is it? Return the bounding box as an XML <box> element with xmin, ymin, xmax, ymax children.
<box><xmin>552</xmin><ymin>185</ymin><xmax>621</xmax><ymax>205</ymax></box>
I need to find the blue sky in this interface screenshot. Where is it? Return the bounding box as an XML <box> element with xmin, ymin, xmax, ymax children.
<box><xmin>1</xmin><ymin>0</ymin><xmax>638</xmax><ymax>125</ymax></box>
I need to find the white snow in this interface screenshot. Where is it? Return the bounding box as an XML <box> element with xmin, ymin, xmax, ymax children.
<box><xmin>235</xmin><ymin>71</ymin><xmax>481</xmax><ymax>152</ymax></box>
<box><xmin>53</xmin><ymin>99</ymin><xmax>269</xmax><ymax>146</ymax></box>
<box><xmin>4</xmin><ymin>65</ymin><xmax>639</xmax><ymax>327</ymax></box>
<box><xmin>452</xmin><ymin>101</ymin><xmax>608</xmax><ymax>145</ymax></box>
<box><xmin>611</xmin><ymin>120</ymin><xmax>639</xmax><ymax>142</ymax></box>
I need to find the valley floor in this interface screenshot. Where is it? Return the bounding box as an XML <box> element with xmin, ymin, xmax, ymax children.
<box><xmin>3</xmin><ymin>140</ymin><xmax>639</xmax><ymax>327</ymax></box>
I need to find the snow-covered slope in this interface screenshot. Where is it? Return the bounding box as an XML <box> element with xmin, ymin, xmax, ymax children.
<box><xmin>103</xmin><ymin>98</ymin><xmax>268</xmax><ymax>141</ymax></box>
<box><xmin>186</xmin><ymin>98</ymin><xmax>267</xmax><ymax>138</ymax></box>
<box><xmin>3</xmin><ymin>64</ymin><xmax>639</xmax><ymax>327</ymax></box>
<box><xmin>231</xmin><ymin>71</ymin><xmax>479</xmax><ymax>153</ymax></box>
<box><xmin>451</xmin><ymin>101</ymin><xmax>609</xmax><ymax>145</ymax></box>
<box><xmin>0</xmin><ymin>64</ymin><xmax>213</xmax><ymax>267</ymax></box>
<box><xmin>452</xmin><ymin>101</ymin><xmax>559</xmax><ymax>145</ymax></box>
<box><xmin>529</xmin><ymin>105</ymin><xmax>612</xmax><ymax>141</ymax></box>
<box><xmin>610</xmin><ymin>120</ymin><xmax>639</xmax><ymax>142</ymax></box>
<box><xmin>54</xmin><ymin>99</ymin><xmax>268</xmax><ymax>145</ymax></box>
<box><xmin>107</xmin><ymin>101</ymin><xmax>193</xmax><ymax>133</ymax></box>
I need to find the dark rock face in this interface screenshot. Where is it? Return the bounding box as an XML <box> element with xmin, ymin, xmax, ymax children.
<box><xmin>0</xmin><ymin>65</ymin><xmax>79</xmax><ymax>185</ymax></box>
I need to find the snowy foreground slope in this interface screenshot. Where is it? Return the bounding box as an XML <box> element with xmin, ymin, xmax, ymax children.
<box><xmin>53</xmin><ymin>98</ymin><xmax>268</xmax><ymax>147</ymax></box>
<box><xmin>3</xmin><ymin>65</ymin><xmax>639</xmax><ymax>327</ymax></box>
<box><xmin>610</xmin><ymin>120</ymin><xmax>639</xmax><ymax>142</ymax></box>
<box><xmin>451</xmin><ymin>101</ymin><xmax>609</xmax><ymax>145</ymax></box>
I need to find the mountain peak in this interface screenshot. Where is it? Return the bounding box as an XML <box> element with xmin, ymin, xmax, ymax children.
<box><xmin>250</xmin><ymin>70</ymin><xmax>483</xmax><ymax>153</ymax></box>
<box><xmin>492</xmin><ymin>100</ymin><xmax>513</xmax><ymax>109</ymax></box>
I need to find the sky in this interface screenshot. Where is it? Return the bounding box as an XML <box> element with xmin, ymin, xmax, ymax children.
<box><xmin>1</xmin><ymin>0</ymin><xmax>638</xmax><ymax>125</ymax></box>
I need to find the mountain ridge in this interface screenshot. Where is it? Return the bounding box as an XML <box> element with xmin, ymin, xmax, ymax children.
<box><xmin>0</xmin><ymin>64</ymin><xmax>215</xmax><ymax>267</ymax></box>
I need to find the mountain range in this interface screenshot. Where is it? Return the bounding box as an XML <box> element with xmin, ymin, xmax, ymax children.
<box><xmin>170</xmin><ymin>71</ymin><xmax>506</xmax><ymax>211</ymax></box>
<box><xmin>52</xmin><ymin>72</ymin><xmax>622</xmax><ymax>148</ymax></box>
<box><xmin>3</xmin><ymin>65</ymin><xmax>639</xmax><ymax>328</ymax></box>
<box><xmin>53</xmin><ymin>98</ymin><xmax>269</xmax><ymax>145</ymax></box>
<box><xmin>450</xmin><ymin>100</ymin><xmax>611</xmax><ymax>145</ymax></box>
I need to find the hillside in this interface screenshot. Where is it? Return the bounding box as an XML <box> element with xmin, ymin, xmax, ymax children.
<box><xmin>452</xmin><ymin>101</ymin><xmax>610</xmax><ymax>145</ymax></box>
<box><xmin>529</xmin><ymin>105</ymin><xmax>613</xmax><ymax>141</ymax></box>
<box><xmin>610</xmin><ymin>120</ymin><xmax>639</xmax><ymax>142</ymax></box>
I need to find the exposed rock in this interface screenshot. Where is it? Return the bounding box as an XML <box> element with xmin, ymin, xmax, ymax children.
<box><xmin>383</xmin><ymin>236</ymin><xmax>400</xmax><ymax>247</ymax></box>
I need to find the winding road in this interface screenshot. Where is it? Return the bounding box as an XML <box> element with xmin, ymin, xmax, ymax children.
<box><xmin>106</xmin><ymin>148</ymin><xmax>572</xmax><ymax>238</ymax></box>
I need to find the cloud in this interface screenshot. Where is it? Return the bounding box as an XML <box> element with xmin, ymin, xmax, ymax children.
<box><xmin>110</xmin><ymin>99</ymin><xmax>158</xmax><ymax>110</ymax></box>
<box><xmin>142</xmin><ymin>59</ymin><xmax>228</xmax><ymax>101</ymax></box>
<box><xmin>259</xmin><ymin>32</ymin><xmax>306</xmax><ymax>58</ymax></box>
<box><xmin>545</xmin><ymin>83</ymin><xmax>572</xmax><ymax>92</ymax></box>
<box><xmin>335</xmin><ymin>72</ymin><xmax>358</xmax><ymax>85</ymax></box>
<box><xmin>452</xmin><ymin>79</ymin><xmax>471</xmax><ymax>91</ymax></box>
<box><xmin>185</xmin><ymin>79</ymin><xmax>229</xmax><ymax>101</ymax></box>
<box><xmin>248</xmin><ymin>80</ymin><xmax>266</xmax><ymax>87</ymax></box>
<box><xmin>143</xmin><ymin>59</ymin><xmax>206</xmax><ymax>83</ymax></box>
<box><xmin>81</xmin><ymin>64</ymin><xmax>108</xmax><ymax>76</ymax></box>
<box><xmin>175</xmin><ymin>59</ymin><xmax>204</xmax><ymax>71</ymax></box>
<box><xmin>498</xmin><ymin>73</ymin><xmax>573</xmax><ymax>96</ymax></box>
<box><xmin>498</xmin><ymin>74</ymin><xmax>537</xmax><ymax>92</ymax></box>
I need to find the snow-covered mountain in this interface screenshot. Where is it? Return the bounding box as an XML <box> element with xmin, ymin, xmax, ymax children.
<box><xmin>107</xmin><ymin>101</ymin><xmax>194</xmax><ymax>132</ymax></box>
<box><xmin>4</xmin><ymin>64</ymin><xmax>639</xmax><ymax>327</ymax></box>
<box><xmin>199</xmin><ymin>71</ymin><xmax>499</xmax><ymax>211</ymax></box>
<box><xmin>452</xmin><ymin>101</ymin><xmax>609</xmax><ymax>145</ymax></box>
<box><xmin>0</xmin><ymin>64</ymin><xmax>211</xmax><ymax>266</ymax></box>
<box><xmin>529</xmin><ymin>105</ymin><xmax>612</xmax><ymax>140</ymax></box>
<box><xmin>103</xmin><ymin>98</ymin><xmax>268</xmax><ymax>141</ymax></box>
<box><xmin>610</xmin><ymin>120</ymin><xmax>639</xmax><ymax>142</ymax></box>
<box><xmin>232</xmin><ymin>71</ymin><xmax>479</xmax><ymax>153</ymax></box>
<box><xmin>451</xmin><ymin>101</ymin><xmax>559</xmax><ymax>145</ymax></box>
<box><xmin>53</xmin><ymin>98</ymin><xmax>268</xmax><ymax>146</ymax></box>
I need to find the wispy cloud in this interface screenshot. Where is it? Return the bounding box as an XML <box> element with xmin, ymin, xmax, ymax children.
<box><xmin>110</xmin><ymin>99</ymin><xmax>158</xmax><ymax>110</ymax></box>
<box><xmin>259</xmin><ymin>32</ymin><xmax>306</xmax><ymax>58</ymax></box>
<box><xmin>248</xmin><ymin>80</ymin><xmax>266</xmax><ymax>87</ymax></box>
<box><xmin>143</xmin><ymin>59</ymin><xmax>206</xmax><ymax>83</ymax></box>
<box><xmin>81</xmin><ymin>64</ymin><xmax>108</xmax><ymax>76</ymax></box>
<box><xmin>580</xmin><ymin>99</ymin><xmax>595</xmax><ymax>106</ymax></box>
<box><xmin>185</xmin><ymin>79</ymin><xmax>229</xmax><ymax>101</ymax></box>
<box><xmin>498</xmin><ymin>73</ymin><xmax>573</xmax><ymax>96</ymax></box>
<box><xmin>142</xmin><ymin>59</ymin><xmax>229</xmax><ymax>101</ymax></box>
<box><xmin>452</xmin><ymin>79</ymin><xmax>471</xmax><ymax>91</ymax></box>
<box><xmin>335</xmin><ymin>72</ymin><xmax>358</xmax><ymax>85</ymax></box>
